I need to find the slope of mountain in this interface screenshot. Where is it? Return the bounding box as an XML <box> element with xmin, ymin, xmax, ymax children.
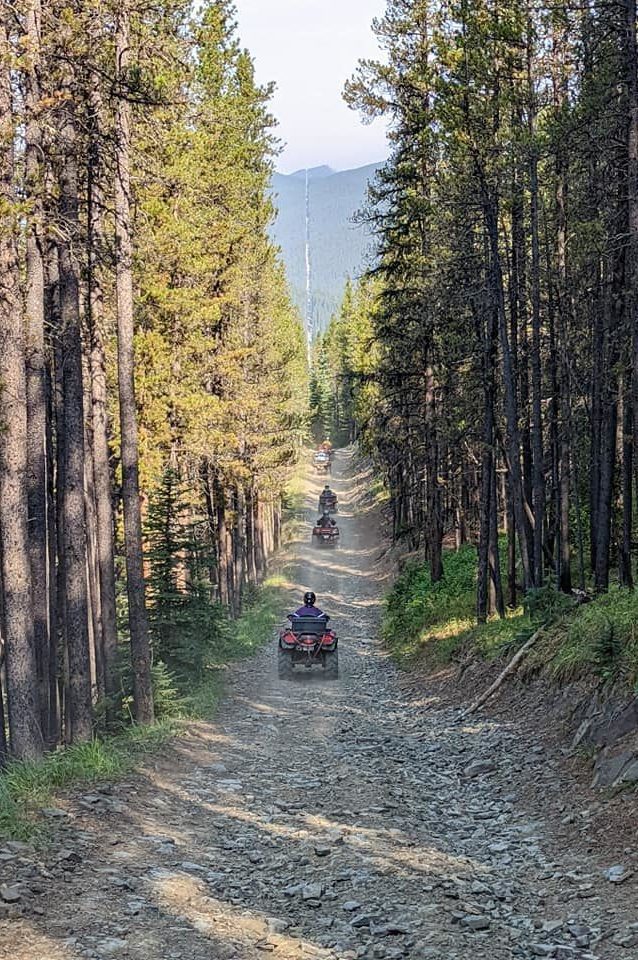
<box><xmin>270</xmin><ymin>162</ymin><xmax>382</xmax><ymax>337</ymax></box>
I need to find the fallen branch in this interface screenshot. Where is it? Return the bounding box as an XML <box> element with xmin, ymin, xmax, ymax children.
<box><xmin>460</xmin><ymin>623</ymin><xmax>547</xmax><ymax>719</ymax></box>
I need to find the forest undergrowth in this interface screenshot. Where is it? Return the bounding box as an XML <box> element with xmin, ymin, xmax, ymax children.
<box><xmin>384</xmin><ymin>548</ymin><xmax>638</xmax><ymax>693</ymax></box>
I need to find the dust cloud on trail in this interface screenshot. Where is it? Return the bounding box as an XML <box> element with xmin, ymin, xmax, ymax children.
<box><xmin>2</xmin><ymin>450</ymin><xmax>636</xmax><ymax>960</ymax></box>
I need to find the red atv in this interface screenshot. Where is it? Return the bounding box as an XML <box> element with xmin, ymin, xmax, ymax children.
<box><xmin>312</xmin><ymin>523</ymin><xmax>340</xmax><ymax>547</ymax></box>
<box><xmin>278</xmin><ymin>615</ymin><xmax>339</xmax><ymax>680</ymax></box>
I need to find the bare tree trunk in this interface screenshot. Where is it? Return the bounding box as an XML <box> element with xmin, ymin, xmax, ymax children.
<box><xmin>53</xmin><ymin>335</ymin><xmax>68</xmax><ymax>739</ymax></box>
<box><xmin>45</xmin><ymin>360</ymin><xmax>59</xmax><ymax>742</ymax></box>
<box><xmin>58</xmin><ymin>89</ymin><xmax>93</xmax><ymax>743</ymax></box>
<box><xmin>87</xmin><ymin>68</ymin><xmax>118</xmax><ymax>712</ymax></box>
<box><xmin>214</xmin><ymin>475</ymin><xmax>229</xmax><ymax>606</ymax></box>
<box><xmin>594</xmin><ymin>397</ymin><xmax>618</xmax><ymax>592</ymax></box>
<box><xmin>254</xmin><ymin>492</ymin><xmax>266</xmax><ymax>577</ymax></box>
<box><xmin>425</xmin><ymin>366</ymin><xmax>444</xmax><ymax>582</ymax></box>
<box><xmin>202</xmin><ymin>464</ymin><xmax>218</xmax><ymax>598</ymax></box>
<box><xmin>89</xmin><ymin>309</ymin><xmax>118</xmax><ymax>707</ymax></box>
<box><xmin>489</xmin><ymin>455</ymin><xmax>505</xmax><ymax>617</ymax></box>
<box><xmin>0</xmin><ymin>21</ymin><xmax>43</xmax><ymax>758</ymax></box>
<box><xmin>594</xmin><ymin>252</ymin><xmax>622</xmax><ymax>592</ymax></box>
<box><xmin>528</xmin><ymin>37</ymin><xmax>545</xmax><ymax>587</ymax></box>
<box><xmin>505</xmin><ymin>470</ymin><xmax>517</xmax><ymax>607</ymax></box>
<box><xmin>274</xmin><ymin>498</ymin><xmax>282</xmax><ymax>553</ymax></box>
<box><xmin>590</xmin><ymin>299</ymin><xmax>604</xmax><ymax>575</ymax></box>
<box><xmin>556</xmin><ymin>182</ymin><xmax>573</xmax><ymax>593</ymax></box>
<box><xmin>511</xmin><ymin>162</ymin><xmax>534</xmax><ymax>573</ymax></box>
<box><xmin>115</xmin><ymin>8</ymin><xmax>153</xmax><ymax>724</ymax></box>
<box><xmin>620</xmin><ymin>375</ymin><xmax>634</xmax><ymax>586</ymax></box>
<box><xmin>226</xmin><ymin>499</ymin><xmax>236</xmax><ymax>616</ymax></box>
<box><xmin>625</xmin><ymin>0</ymin><xmax>638</xmax><ymax>583</ymax></box>
<box><xmin>484</xmin><ymin>192</ymin><xmax>533</xmax><ymax>591</ymax></box>
<box><xmin>552</xmin><ymin>18</ymin><xmax>573</xmax><ymax>594</ymax></box>
<box><xmin>24</xmin><ymin>0</ymin><xmax>50</xmax><ymax>737</ymax></box>
<box><xmin>234</xmin><ymin>485</ymin><xmax>245</xmax><ymax>611</ymax></box>
<box><xmin>83</xmin><ymin>369</ymin><xmax>103</xmax><ymax>703</ymax></box>
<box><xmin>477</xmin><ymin>293</ymin><xmax>497</xmax><ymax>622</ymax></box>
<box><xmin>265</xmin><ymin>499</ymin><xmax>274</xmax><ymax>557</ymax></box>
<box><xmin>245</xmin><ymin>484</ymin><xmax>257</xmax><ymax>585</ymax></box>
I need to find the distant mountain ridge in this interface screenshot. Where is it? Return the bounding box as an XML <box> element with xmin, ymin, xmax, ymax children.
<box><xmin>289</xmin><ymin>165</ymin><xmax>335</xmax><ymax>180</ymax></box>
<box><xmin>270</xmin><ymin>162</ymin><xmax>382</xmax><ymax>337</ymax></box>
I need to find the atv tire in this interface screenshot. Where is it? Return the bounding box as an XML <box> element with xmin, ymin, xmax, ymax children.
<box><xmin>323</xmin><ymin>649</ymin><xmax>339</xmax><ymax>681</ymax></box>
<box><xmin>278</xmin><ymin>648</ymin><xmax>294</xmax><ymax>680</ymax></box>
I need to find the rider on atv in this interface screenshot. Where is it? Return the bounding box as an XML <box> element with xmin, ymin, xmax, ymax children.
<box><xmin>279</xmin><ymin>592</ymin><xmax>338</xmax><ymax>679</ymax></box>
<box><xmin>293</xmin><ymin>591</ymin><xmax>325</xmax><ymax>618</ymax></box>
<box><xmin>317</xmin><ymin>511</ymin><xmax>336</xmax><ymax>528</ymax></box>
<box><xmin>319</xmin><ymin>485</ymin><xmax>337</xmax><ymax>511</ymax></box>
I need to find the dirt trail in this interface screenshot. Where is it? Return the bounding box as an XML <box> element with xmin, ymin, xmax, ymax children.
<box><xmin>1</xmin><ymin>450</ymin><xmax>636</xmax><ymax>960</ymax></box>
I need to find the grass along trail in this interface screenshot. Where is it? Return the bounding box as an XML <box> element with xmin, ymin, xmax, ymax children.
<box><xmin>0</xmin><ymin>449</ymin><xmax>636</xmax><ymax>960</ymax></box>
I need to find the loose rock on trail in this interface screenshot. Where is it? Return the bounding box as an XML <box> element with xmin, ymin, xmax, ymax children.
<box><xmin>1</xmin><ymin>450</ymin><xmax>636</xmax><ymax>960</ymax></box>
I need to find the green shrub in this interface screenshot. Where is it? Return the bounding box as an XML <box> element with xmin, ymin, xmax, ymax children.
<box><xmin>535</xmin><ymin>587</ymin><xmax>638</xmax><ymax>686</ymax></box>
<box><xmin>384</xmin><ymin>547</ymin><xmax>638</xmax><ymax>692</ymax></box>
<box><xmin>383</xmin><ymin>546</ymin><xmax>483</xmax><ymax>663</ymax></box>
<box><xmin>524</xmin><ymin>583</ymin><xmax>576</xmax><ymax>621</ymax></box>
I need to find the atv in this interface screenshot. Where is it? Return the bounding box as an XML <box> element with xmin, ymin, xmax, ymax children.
<box><xmin>278</xmin><ymin>615</ymin><xmax>339</xmax><ymax>680</ymax></box>
<box><xmin>318</xmin><ymin>491</ymin><xmax>338</xmax><ymax>514</ymax></box>
<box><xmin>312</xmin><ymin>523</ymin><xmax>340</xmax><ymax>547</ymax></box>
<box><xmin>313</xmin><ymin>451</ymin><xmax>332</xmax><ymax>475</ymax></box>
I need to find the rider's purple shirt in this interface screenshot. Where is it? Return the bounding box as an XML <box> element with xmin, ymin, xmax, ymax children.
<box><xmin>294</xmin><ymin>605</ymin><xmax>324</xmax><ymax>617</ymax></box>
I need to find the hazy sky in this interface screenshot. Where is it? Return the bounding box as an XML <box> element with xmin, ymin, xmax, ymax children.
<box><xmin>234</xmin><ymin>0</ymin><xmax>389</xmax><ymax>174</ymax></box>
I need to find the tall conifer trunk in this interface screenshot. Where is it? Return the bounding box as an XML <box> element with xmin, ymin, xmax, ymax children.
<box><xmin>24</xmin><ymin>0</ymin><xmax>50</xmax><ymax>734</ymax></box>
<box><xmin>425</xmin><ymin>366</ymin><xmax>443</xmax><ymax>583</ymax></box>
<box><xmin>594</xmin><ymin>248</ymin><xmax>622</xmax><ymax>592</ymax></box>
<box><xmin>58</xmin><ymin>86</ymin><xmax>93</xmax><ymax>743</ymax></box>
<box><xmin>477</xmin><ymin>285</ymin><xmax>500</xmax><ymax>621</ymax></box>
<box><xmin>527</xmin><ymin>21</ymin><xmax>545</xmax><ymax>587</ymax></box>
<box><xmin>484</xmin><ymin>192</ymin><xmax>533</xmax><ymax>592</ymax></box>
<box><xmin>115</xmin><ymin>6</ymin><xmax>154</xmax><ymax>724</ymax></box>
<box><xmin>45</xmin><ymin>243</ymin><xmax>61</xmax><ymax>743</ymax></box>
<box><xmin>214</xmin><ymin>476</ymin><xmax>230</xmax><ymax>606</ymax></box>
<box><xmin>625</xmin><ymin>0</ymin><xmax>638</xmax><ymax>570</ymax></box>
<box><xmin>0</xmin><ymin>18</ymin><xmax>43</xmax><ymax>758</ymax></box>
<box><xmin>87</xmin><ymin>71</ymin><xmax>118</xmax><ymax>711</ymax></box>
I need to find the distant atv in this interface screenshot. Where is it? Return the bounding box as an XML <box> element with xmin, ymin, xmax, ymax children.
<box><xmin>318</xmin><ymin>490</ymin><xmax>338</xmax><ymax>514</ymax></box>
<box><xmin>313</xmin><ymin>451</ymin><xmax>332</xmax><ymax>475</ymax></box>
<box><xmin>312</xmin><ymin>522</ymin><xmax>339</xmax><ymax>548</ymax></box>
<box><xmin>278</xmin><ymin>615</ymin><xmax>339</xmax><ymax>680</ymax></box>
